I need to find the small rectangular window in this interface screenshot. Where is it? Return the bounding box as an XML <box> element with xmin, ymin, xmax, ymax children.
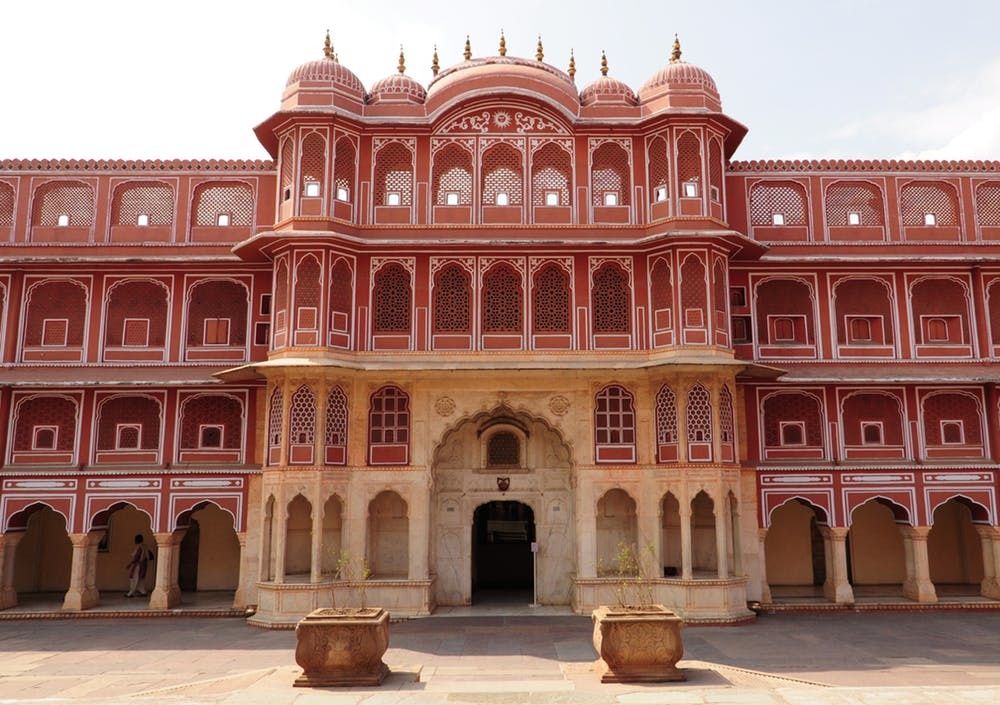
<box><xmin>304</xmin><ymin>181</ymin><xmax>321</xmax><ymax>198</ymax></box>
<box><xmin>603</xmin><ymin>192</ymin><xmax>619</xmax><ymax>206</ymax></box>
<box><xmin>216</xmin><ymin>213</ymin><xmax>231</xmax><ymax>227</ymax></box>
<box><xmin>445</xmin><ymin>192</ymin><xmax>460</xmax><ymax>206</ymax></box>
<box><xmin>122</xmin><ymin>318</ymin><xmax>150</xmax><ymax>347</ymax></box>
<box><xmin>41</xmin><ymin>318</ymin><xmax>69</xmax><ymax>347</ymax></box>
<box><xmin>861</xmin><ymin>422</ymin><xmax>883</xmax><ymax>445</ymax></box>
<box><xmin>683</xmin><ymin>182</ymin><xmax>699</xmax><ymax>198</ymax></box>
<box><xmin>941</xmin><ymin>420</ymin><xmax>964</xmax><ymax>445</ymax></box>
<box><xmin>924</xmin><ymin>212</ymin><xmax>937</xmax><ymax>226</ymax></box>
<box><xmin>654</xmin><ymin>186</ymin><xmax>668</xmax><ymax>202</ymax></box>
<box><xmin>136</xmin><ymin>213</ymin><xmax>150</xmax><ymax>227</ymax></box>
<box><xmin>199</xmin><ymin>424</ymin><xmax>224</xmax><ymax>449</ymax></box>
<box><xmin>495</xmin><ymin>192</ymin><xmax>510</xmax><ymax>206</ymax></box>
<box><xmin>848</xmin><ymin>211</ymin><xmax>862</xmax><ymax>225</ymax></box>
<box><xmin>116</xmin><ymin>423</ymin><xmax>142</xmax><ymax>450</ymax></box>
<box><xmin>57</xmin><ymin>214</ymin><xmax>70</xmax><ymax>227</ymax></box>
<box><xmin>32</xmin><ymin>425</ymin><xmax>58</xmax><ymax>450</ymax></box>
<box><xmin>545</xmin><ymin>191</ymin><xmax>560</xmax><ymax>206</ymax></box>
<box><xmin>772</xmin><ymin>213</ymin><xmax>785</xmax><ymax>226</ymax></box>
<box><xmin>925</xmin><ymin>317</ymin><xmax>951</xmax><ymax>343</ymax></box>
<box><xmin>731</xmin><ymin>316</ymin><xmax>752</xmax><ymax>343</ymax></box>
<box><xmin>710</xmin><ymin>185</ymin><xmax>721</xmax><ymax>202</ymax></box>
<box><xmin>780</xmin><ymin>422</ymin><xmax>805</xmax><ymax>446</ymax></box>
<box><xmin>772</xmin><ymin>317</ymin><xmax>796</xmax><ymax>342</ymax></box>
<box><xmin>260</xmin><ymin>294</ymin><xmax>272</xmax><ymax>316</ymax></box>
<box><xmin>254</xmin><ymin>321</ymin><xmax>271</xmax><ymax>346</ymax></box>
<box><xmin>283</xmin><ymin>187</ymin><xmax>292</xmax><ymax>202</ymax></box>
<box><xmin>203</xmin><ymin>318</ymin><xmax>231</xmax><ymax>346</ymax></box>
<box><xmin>729</xmin><ymin>287</ymin><xmax>746</xmax><ymax>308</ymax></box>
<box><xmin>336</xmin><ymin>186</ymin><xmax>350</xmax><ymax>202</ymax></box>
<box><xmin>386</xmin><ymin>192</ymin><xmax>402</xmax><ymax>206</ymax></box>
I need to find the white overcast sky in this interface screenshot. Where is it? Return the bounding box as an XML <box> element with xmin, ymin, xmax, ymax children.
<box><xmin>1</xmin><ymin>0</ymin><xmax>997</xmax><ymax>161</ymax></box>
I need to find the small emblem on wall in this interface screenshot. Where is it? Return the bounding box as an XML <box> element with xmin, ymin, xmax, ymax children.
<box><xmin>497</xmin><ymin>477</ymin><xmax>510</xmax><ymax>492</ymax></box>
<box><xmin>549</xmin><ymin>395</ymin><xmax>570</xmax><ymax>416</ymax></box>
<box><xmin>435</xmin><ymin>396</ymin><xmax>456</xmax><ymax>417</ymax></box>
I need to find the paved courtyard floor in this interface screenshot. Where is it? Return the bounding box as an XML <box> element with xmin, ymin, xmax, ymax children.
<box><xmin>1</xmin><ymin>611</ymin><xmax>999</xmax><ymax>704</ymax></box>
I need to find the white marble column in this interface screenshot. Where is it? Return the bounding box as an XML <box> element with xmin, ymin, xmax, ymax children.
<box><xmin>901</xmin><ymin>526</ymin><xmax>937</xmax><ymax>603</ymax></box>
<box><xmin>577</xmin><ymin>482</ymin><xmax>597</xmax><ymax>578</ymax></box>
<box><xmin>149</xmin><ymin>531</ymin><xmax>183</xmax><ymax>609</ymax></box>
<box><xmin>976</xmin><ymin>526</ymin><xmax>1000</xmax><ymax>600</ymax></box>
<box><xmin>409</xmin><ymin>483</ymin><xmax>430</xmax><ymax>580</ymax></box>
<box><xmin>0</xmin><ymin>533</ymin><xmax>23</xmax><ymax>610</ymax></box>
<box><xmin>715</xmin><ymin>494</ymin><xmax>729</xmax><ymax>579</ymax></box>
<box><xmin>679</xmin><ymin>502</ymin><xmax>693</xmax><ymax>580</ymax></box>
<box><xmin>310</xmin><ymin>505</ymin><xmax>323</xmax><ymax>583</ymax></box>
<box><xmin>820</xmin><ymin>526</ymin><xmax>854</xmax><ymax>604</ymax></box>
<box><xmin>233</xmin><ymin>532</ymin><xmax>249</xmax><ymax>608</ymax></box>
<box><xmin>757</xmin><ymin>528</ymin><xmax>772</xmax><ymax>604</ymax></box>
<box><xmin>258</xmin><ymin>498</ymin><xmax>274</xmax><ymax>583</ymax></box>
<box><xmin>731</xmin><ymin>505</ymin><xmax>744</xmax><ymax>576</ymax></box>
<box><xmin>63</xmin><ymin>533</ymin><xmax>99</xmax><ymax>611</ymax></box>
<box><xmin>274</xmin><ymin>505</ymin><xmax>288</xmax><ymax>584</ymax></box>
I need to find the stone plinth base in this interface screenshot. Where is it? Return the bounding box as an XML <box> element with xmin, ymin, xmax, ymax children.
<box><xmin>573</xmin><ymin>576</ymin><xmax>754</xmax><ymax>623</ymax></box>
<box><xmin>592</xmin><ymin>605</ymin><xmax>685</xmax><ymax>683</ymax></box>
<box><xmin>294</xmin><ymin>607</ymin><xmax>390</xmax><ymax>687</ymax></box>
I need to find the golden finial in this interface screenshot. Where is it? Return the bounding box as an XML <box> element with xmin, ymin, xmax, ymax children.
<box><xmin>600</xmin><ymin>50</ymin><xmax>608</xmax><ymax>77</ymax></box>
<box><xmin>568</xmin><ymin>48</ymin><xmax>576</xmax><ymax>81</ymax></box>
<box><xmin>431</xmin><ymin>45</ymin><xmax>440</xmax><ymax>76</ymax></box>
<box><xmin>398</xmin><ymin>45</ymin><xmax>406</xmax><ymax>74</ymax></box>
<box><xmin>323</xmin><ymin>29</ymin><xmax>333</xmax><ymax>60</ymax></box>
<box><xmin>536</xmin><ymin>35</ymin><xmax>544</xmax><ymax>62</ymax></box>
<box><xmin>499</xmin><ymin>29</ymin><xmax>507</xmax><ymax>56</ymax></box>
<box><xmin>464</xmin><ymin>35</ymin><xmax>472</xmax><ymax>61</ymax></box>
<box><xmin>670</xmin><ymin>34</ymin><xmax>682</xmax><ymax>63</ymax></box>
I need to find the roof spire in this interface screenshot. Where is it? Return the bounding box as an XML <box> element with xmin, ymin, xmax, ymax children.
<box><xmin>398</xmin><ymin>45</ymin><xmax>406</xmax><ymax>74</ymax></box>
<box><xmin>431</xmin><ymin>45</ymin><xmax>440</xmax><ymax>76</ymax></box>
<box><xmin>568</xmin><ymin>48</ymin><xmax>576</xmax><ymax>82</ymax></box>
<box><xmin>464</xmin><ymin>34</ymin><xmax>472</xmax><ymax>61</ymax></box>
<box><xmin>536</xmin><ymin>35</ymin><xmax>544</xmax><ymax>62</ymax></box>
<box><xmin>600</xmin><ymin>50</ymin><xmax>608</xmax><ymax>77</ymax></box>
<box><xmin>323</xmin><ymin>29</ymin><xmax>334</xmax><ymax>60</ymax></box>
<box><xmin>670</xmin><ymin>34</ymin><xmax>682</xmax><ymax>63</ymax></box>
<box><xmin>498</xmin><ymin>29</ymin><xmax>507</xmax><ymax>56</ymax></box>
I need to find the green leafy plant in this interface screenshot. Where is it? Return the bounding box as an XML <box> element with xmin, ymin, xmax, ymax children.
<box><xmin>609</xmin><ymin>541</ymin><xmax>657</xmax><ymax>610</ymax></box>
<box><xmin>331</xmin><ymin>550</ymin><xmax>372</xmax><ymax>612</ymax></box>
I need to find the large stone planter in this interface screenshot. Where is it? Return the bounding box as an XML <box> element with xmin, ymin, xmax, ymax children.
<box><xmin>293</xmin><ymin>607</ymin><xmax>390</xmax><ymax>687</ymax></box>
<box><xmin>592</xmin><ymin>605</ymin><xmax>685</xmax><ymax>683</ymax></box>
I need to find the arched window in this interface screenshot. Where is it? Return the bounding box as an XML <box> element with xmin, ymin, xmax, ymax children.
<box><xmin>293</xmin><ymin>255</ymin><xmax>322</xmax><ymax>344</ymax></box>
<box><xmin>186</xmin><ymin>279</ymin><xmax>248</xmax><ymax>351</ymax></box>
<box><xmin>754</xmin><ymin>278</ymin><xmax>814</xmax><ymax>348</ymax></box>
<box><xmin>923</xmin><ymin>392</ymin><xmax>983</xmax><ymax>450</ymax></box>
<box><xmin>179</xmin><ymin>394</ymin><xmax>243</xmax><ymax>455</ymax></box>
<box><xmin>591</xmin><ymin>142</ymin><xmax>631</xmax><ymax>207</ymax></box>
<box><xmin>825</xmin><ymin>181</ymin><xmax>885</xmax><ymax>226</ymax></box>
<box><xmin>842</xmin><ymin>393</ymin><xmax>904</xmax><ymax>449</ymax></box>
<box><xmin>482</xmin><ymin>264</ymin><xmax>522</xmax><ymax>333</ymax></box>
<box><xmin>31</xmin><ymin>181</ymin><xmax>95</xmax><ymax>227</ymax></box>
<box><xmin>279</xmin><ymin>137</ymin><xmax>295</xmax><ymax>200</ymax></box>
<box><xmin>680</xmin><ymin>254</ymin><xmax>707</xmax><ymax>331</ymax></box>
<box><xmin>0</xmin><ymin>181</ymin><xmax>14</xmax><ymax>227</ymax></box>
<box><xmin>708</xmin><ymin>137</ymin><xmax>723</xmax><ymax>203</ymax></box>
<box><xmin>910</xmin><ymin>277</ymin><xmax>969</xmax><ymax>346</ymax></box>
<box><xmin>750</xmin><ymin>181</ymin><xmax>807</xmax><ymax>226</ymax></box>
<box><xmin>720</xmin><ymin>385</ymin><xmax>735</xmax><ymax>461</ymax></box>
<box><xmin>655</xmin><ymin>385</ymin><xmax>678</xmax><ymax>463</ymax></box>
<box><xmin>329</xmin><ymin>258</ymin><xmax>353</xmax><ymax>345</ymax></box>
<box><xmin>288</xmin><ymin>385</ymin><xmax>316</xmax><ymax>446</ymax></box>
<box><xmin>267</xmin><ymin>387</ymin><xmax>283</xmax><ymax>465</ymax></box>
<box><xmin>647</xmin><ymin>135</ymin><xmax>669</xmax><ymax>203</ymax></box>
<box><xmin>369</xmin><ymin>385</ymin><xmax>410</xmax><ymax>465</ymax></box>
<box><xmin>650</xmin><ymin>257</ymin><xmax>673</xmax><ymax>338</ymax></box>
<box><xmin>487</xmin><ymin>431</ymin><xmax>520</xmax><ymax>467</ymax></box>
<box><xmin>591</xmin><ymin>263</ymin><xmax>631</xmax><ymax>334</ymax></box>
<box><xmin>273</xmin><ymin>259</ymin><xmax>289</xmax><ymax>347</ymax></box>
<box><xmin>23</xmin><ymin>279</ymin><xmax>88</xmax><ymax>350</ymax></box>
<box><xmin>900</xmin><ymin>181</ymin><xmax>959</xmax><ymax>226</ymax></box>
<box><xmin>481</xmin><ymin>143</ymin><xmax>523</xmax><ymax>207</ymax></box>
<box><xmin>676</xmin><ymin>133</ymin><xmax>702</xmax><ymax>197</ymax></box>
<box><xmin>686</xmin><ymin>384</ymin><xmax>713</xmax><ymax>461</ymax></box>
<box><xmin>192</xmin><ymin>182</ymin><xmax>253</xmax><ymax>226</ymax></box>
<box><xmin>325</xmin><ymin>386</ymin><xmax>349</xmax><ymax>465</ymax></box>
<box><xmin>96</xmin><ymin>395</ymin><xmax>161</xmax><ymax>454</ymax></box>
<box><xmin>432</xmin><ymin>263</ymin><xmax>471</xmax><ymax>335</ymax></box>
<box><xmin>432</xmin><ymin>143</ymin><xmax>473</xmax><ymax>206</ymax></box>
<box><xmin>594</xmin><ymin>385</ymin><xmax>636</xmax><ymax>463</ymax></box>
<box><xmin>531</xmin><ymin>263</ymin><xmax>571</xmax><ymax>335</ymax></box>
<box><xmin>976</xmin><ymin>182</ymin><xmax>1000</xmax><ymax>227</ymax></box>
<box><xmin>372</xmin><ymin>263</ymin><xmax>412</xmax><ymax>335</ymax></box>
<box><xmin>12</xmin><ymin>395</ymin><xmax>78</xmax><ymax>460</ymax></box>
<box><xmin>531</xmin><ymin>142</ymin><xmax>572</xmax><ymax>208</ymax></box>
<box><xmin>300</xmin><ymin>133</ymin><xmax>327</xmax><ymax>194</ymax></box>
<box><xmin>763</xmin><ymin>392</ymin><xmax>824</xmax><ymax>452</ymax></box>
<box><xmin>333</xmin><ymin>136</ymin><xmax>357</xmax><ymax>204</ymax></box>
<box><xmin>111</xmin><ymin>181</ymin><xmax>173</xmax><ymax>226</ymax></box>
<box><xmin>833</xmin><ymin>277</ymin><xmax>894</xmax><ymax>348</ymax></box>
<box><xmin>713</xmin><ymin>259</ymin><xmax>727</xmax><ymax>333</ymax></box>
<box><xmin>104</xmin><ymin>280</ymin><xmax>168</xmax><ymax>350</ymax></box>
<box><xmin>373</xmin><ymin>141</ymin><xmax>414</xmax><ymax>207</ymax></box>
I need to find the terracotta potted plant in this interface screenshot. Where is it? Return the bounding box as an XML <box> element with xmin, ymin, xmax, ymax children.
<box><xmin>592</xmin><ymin>542</ymin><xmax>685</xmax><ymax>683</ymax></box>
<box><xmin>294</xmin><ymin>553</ymin><xmax>390</xmax><ymax>687</ymax></box>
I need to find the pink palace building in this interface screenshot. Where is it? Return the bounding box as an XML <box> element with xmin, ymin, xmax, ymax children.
<box><xmin>0</xmin><ymin>32</ymin><xmax>998</xmax><ymax>626</ymax></box>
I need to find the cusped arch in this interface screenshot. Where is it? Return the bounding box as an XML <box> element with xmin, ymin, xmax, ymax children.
<box><xmin>172</xmin><ymin>499</ymin><xmax>238</xmax><ymax>532</ymax></box>
<box><xmin>929</xmin><ymin>494</ymin><xmax>992</xmax><ymax>525</ymax></box>
<box><xmin>767</xmin><ymin>496</ymin><xmax>830</xmax><ymax>527</ymax></box>
<box><xmin>88</xmin><ymin>500</ymin><xmax>155</xmax><ymax>533</ymax></box>
<box><xmin>847</xmin><ymin>496</ymin><xmax>912</xmax><ymax>526</ymax></box>
<box><xmin>4</xmin><ymin>501</ymin><xmax>71</xmax><ymax>533</ymax></box>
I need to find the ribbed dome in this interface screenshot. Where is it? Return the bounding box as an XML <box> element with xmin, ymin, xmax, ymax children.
<box><xmin>369</xmin><ymin>73</ymin><xmax>427</xmax><ymax>104</ymax></box>
<box><xmin>285</xmin><ymin>57</ymin><xmax>365</xmax><ymax>100</ymax></box>
<box><xmin>580</xmin><ymin>76</ymin><xmax>637</xmax><ymax>107</ymax></box>
<box><xmin>640</xmin><ymin>61</ymin><xmax>719</xmax><ymax>101</ymax></box>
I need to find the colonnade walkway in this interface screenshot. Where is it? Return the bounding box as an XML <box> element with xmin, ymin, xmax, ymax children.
<box><xmin>0</xmin><ymin>612</ymin><xmax>998</xmax><ymax>704</ymax></box>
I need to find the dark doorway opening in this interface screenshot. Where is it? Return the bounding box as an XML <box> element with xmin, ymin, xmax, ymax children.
<box><xmin>472</xmin><ymin>501</ymin><xmax>535</xmax><ymax>603</ymax></box>
<box><xmin>178</xmin><ymin>518</ymin><xmax>200</xmax><ymax>592</ymax></box>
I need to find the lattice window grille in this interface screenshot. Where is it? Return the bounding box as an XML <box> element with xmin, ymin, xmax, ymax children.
<box><xmin>655</xmin><ymin>385</ymin><xmax>678</xmax><ymax>444</ymax></box>
<box><xmin>825</xmin><ymin>182</ymin><xmax>885</xmax><ymax>226</ymax></box>
<box><xmin>591</xmin><ymin>264</ymin><xmax>631</xmax><ymax>334</ymax></box>
<box><xmin>180</xmin><ymin>395</ymin><xmax>242</xmax><ymax>450</ymax></box>
<box><xmin>676</xmin><ymin>133</ymin><xmax>702</xmax><ymax>186</ymax></box>
<box><xmin>900</xmin><ymin>182</ymin><xmax>959</xmax><ymax>226</ymax></box>
<box><xmin>325</xmin><ymin>387</ymin><xmax>349</xmax><ymax>446</ymax></box>
<box><xmin>482</xmin><ymin>265</ymin><xmax>522</xmax><ymax>333</ymax></box>
<box><xmin>194</xmin><ymin>182</ymin><xmax>254</xmax><ymax>226</ymax></box>
<box><xmin>650</xmin><ymin>259</ymin><xmax>673</xmax><ymax>313</ymax></box>
<box><xmin>923</xmin><ymin>393</ymin><xmax>981</xmax><ymax>445</ymax></box>
<box><xmin>280</xmin><ymin>138</ymin><xmax>295</xmax><ymax>193</ymax></box>
<box><xmin>33</xmin><ymin>182</ymin><xmax>95</xmax><ymax>226</ymax></box>
<box><xmin>372</xmin><ymin>264</ymin><xmax>412</xmax><ymax>334</ymax></box>
<box><xmin>720</xmin><ymin>385</ymin><xmax>735</xmax><ymax>443</ymax></box>
<box><xmin>112</xmin><ymin>182</ymin><xmax>173</xmax><ymax>226</ymax></box>
<box><xmin>25</xmin><ymin>280</ymin><xmax>87</xmax><ymax>347</ymax></box>
<box><xmin>713</xmin><ymin>260</ymin><xmax>727</xmax><ymax>318</ymax></box>
<box><xmin>433</xmin><ymin>144</ymin><xmax>473</xmax><ymax>205</ymax></box>
<box><xmin>96</xmin><ymin>396</ymin><xmax>160</xmax><ymax>450</ymax></box>
<box><xmin>433</xmin><ymin>264</ymin><xmax>472</xmax><ymax>334</ymax></box>
<box><xmin>763</xmin><ymin>393</ymin><xmax>823</xmax><ymax>447</ymax></box>
<box><xmin>708</xmin><ymin>138</ymin><xmax>723</xmax><ymax>201</ymax></box>
<box><xmin>300</xmin><ymin>133</ymin><xmax>327</xmax><ymax>188</ymax></box>
<box><xmin>369</xmin><ymin>386</ymin><xmax>409</xmax><ymax>444</ymax></box>
<box><xmin>374</xmin><ymin>142</ymin><xmax>414</xmax><ymax>206</ymax></box>
<box><xmin>274</xmin><ymin>260</ymin><xmax>289</xmax><ymax>331</ymax></box>
<box><xmin>680</xmin><ymin>255</ymin><xmax>707</xmax><ymax>312</ymax></box>
<box><xmin>187</xmin><ymin>280</ymin><xmax>248</xmax><ymax>347</ymax></box>
<box><xmin>294</xmin><ymin>256</ymin><xmax>322</xmax><ymax>324</ymax></box>
<box><xmin>686</xmin><ymin>385</ymin><xmax>712</xmax><ymax>443</ymax></box>
<box><xmin>13</xmin><ymin>396</ymin><xmax>76</xmax><ymax>451</ymax></box>
<box><xmin>591</xmin><ymin>142</ymin><xmax>631</xmax><ymax>206</ymax></box>
<box><xmin>487</xmin><ymin>432</ymin><xmax>520</xmax><ymax>466</ymax></box>
<box><xmin>329</xmin><ymin>259</ymin><xmax>353</xmax><ymax>318</ymax></box>
<box><xmin>288</xmin><ymin>386</ymin><xmax>316</xmax><ymax>445</ymax></box>
<box><xmin>750</xmin><ymin>182</ymin><xmax>807</xmax><ymax>226</ymax></box>
<box><xmin>0</xmin><ymin>182</ymin><xmax>14</xmax><ymax>227</ymax></box>
<box><xmin>595</xmin><ymin>385</ymin><xmax>636</xmax><ymax>445</ymax></box>
<box><xmin>481</xmin><ymin>145</ymin><xmax>523</xmax><ymax>206</ymax></box>
<box><xmin>532</xmin><ymin>264</ymin><xmax>571</xmax><ymax>334</ymax></box>
<box><xmin>333</xmin><ymin>137</ymin><xmax>356</xmax><ymax>201</ymax></box>
<box><xmin>647</xmin><ymin>137</ymin><xmax>670</xmax><ymax>202</ymax></box>
<box><xmin>531</xmin><ymin>143</ymin><xmax>571</xmax><ymax>207</ymax></box>
<box><xmin>977</xmin><ymin>183</ymin><xmax>1000</xmax><ymax>226</ymax></box>
<box><xmin>106</xmin><ymin>281</ymin><xmax>168</xmax><ymax>347</ymax></box>
<box><xmin>268</xmin><ymin>388</ymin><xmax>283</xmax><ymax>449</ymax></box>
